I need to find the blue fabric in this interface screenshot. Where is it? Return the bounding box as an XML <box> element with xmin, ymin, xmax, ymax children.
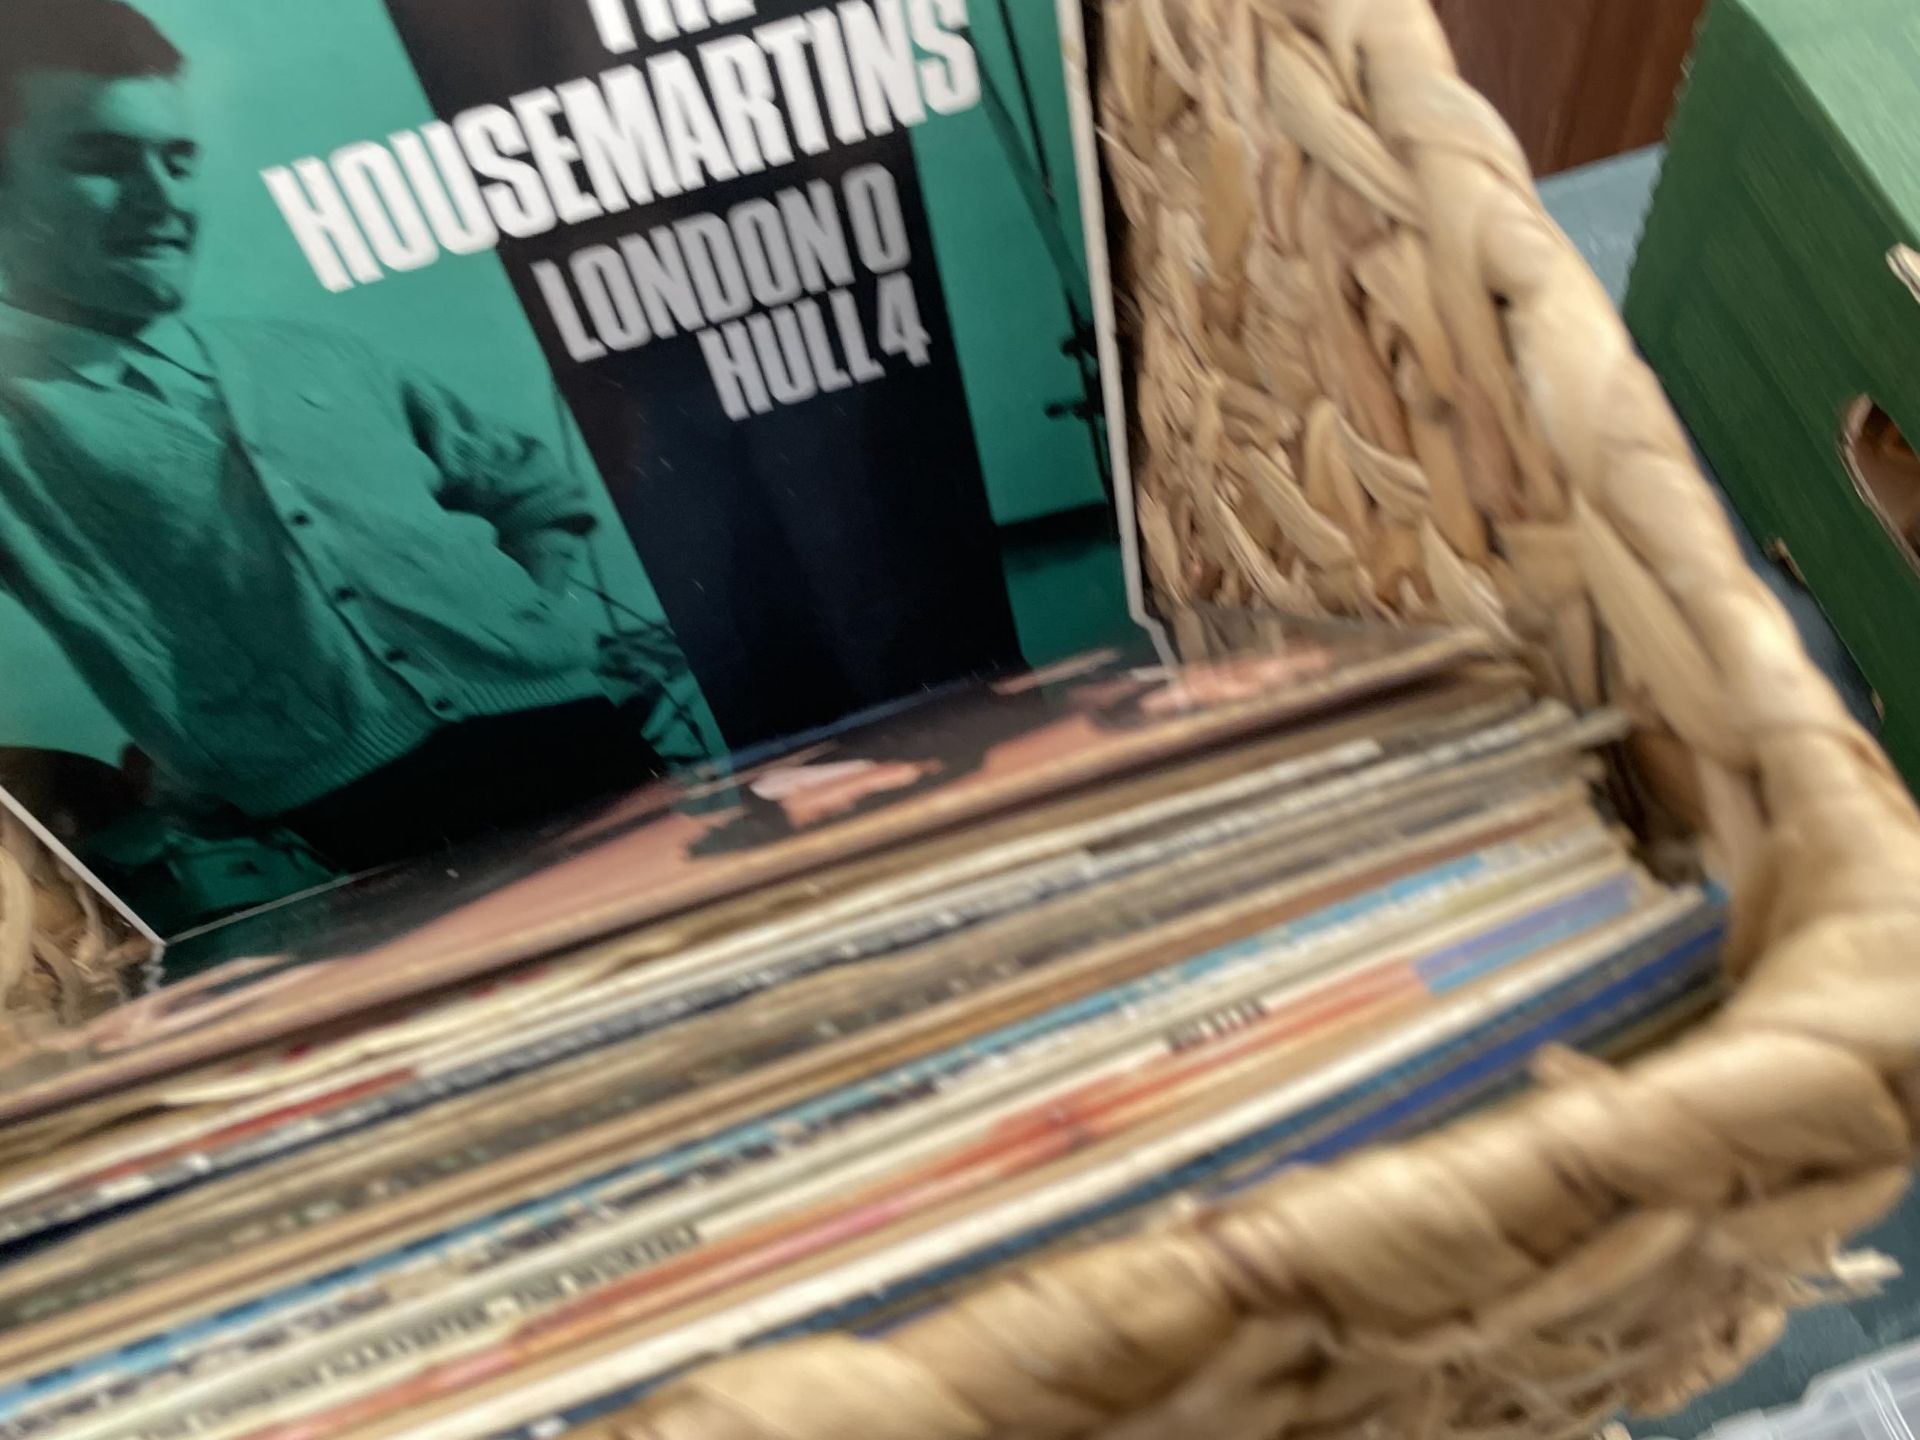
<box><xmin>0</xmin><ymin>315</ymin><xmax>608</xmax><ymax>814</ymax></box>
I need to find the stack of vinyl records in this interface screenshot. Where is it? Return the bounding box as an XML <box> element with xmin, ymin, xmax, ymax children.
<box><xmin>0</xmin><ymin>617</ymin><xmax>1727</xmax><ymax>1440</ymax></box>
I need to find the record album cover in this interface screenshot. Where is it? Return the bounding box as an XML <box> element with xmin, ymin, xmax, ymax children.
<box><xmin>0</xmin><ymin>621</ymin><xmax>1485</xmax><ymax>1122</ymax></box>
<box><xmin>0</xmin><ymin>0</ymin><xmax>1133</xmax><ymax>937</ymax></box>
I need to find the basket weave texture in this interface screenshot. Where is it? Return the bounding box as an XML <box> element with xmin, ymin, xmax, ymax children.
<box><xmin>0</xmin><ymin>817</ymin><xmax>135</xmax><ymax>1046</ymax></box>
<box><xmin>577</xmin><ymin>1</ymin><xmax>1920</xmax><ymax>1436</ymax></box>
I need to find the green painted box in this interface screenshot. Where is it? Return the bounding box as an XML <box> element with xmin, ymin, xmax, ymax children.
<box><xmin>1625</xmin><ymin>0</ymin><xmax>1920</xmax><ymax>781</ymax></box>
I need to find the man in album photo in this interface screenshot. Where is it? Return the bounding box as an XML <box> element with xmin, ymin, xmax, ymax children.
<box><xmin>0</xmin><ymin>0</ymin><xmax>702</xmax><ymax>913</ymax></box>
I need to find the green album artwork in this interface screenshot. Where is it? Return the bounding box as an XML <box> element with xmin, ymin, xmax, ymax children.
<box><xmin>0</xmin><ymin>0</ymin><xmax>1131</xmax><ymax>938</ymax></box>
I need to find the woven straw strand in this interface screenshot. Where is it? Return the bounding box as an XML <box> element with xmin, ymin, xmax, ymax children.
<box><xmin>0</xmin><ymin>812</ymin><xmax>137</xmax><ymax>1048</ymax></box>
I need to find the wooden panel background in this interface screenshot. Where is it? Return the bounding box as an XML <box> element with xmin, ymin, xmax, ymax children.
<box><xmin>1435</xmin><ymin>0</ymin><xmax>1709</xmax><ymax>175</ymax></box>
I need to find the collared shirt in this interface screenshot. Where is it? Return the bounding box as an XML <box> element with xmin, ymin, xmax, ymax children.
<box><xmin>0</xmin><ymin>305</ymin><xmax>609</xmax><ymax>816</ymax></box>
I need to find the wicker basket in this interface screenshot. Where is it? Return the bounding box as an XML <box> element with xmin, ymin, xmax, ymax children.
<box><xmin>7</xmin><ymin>1</ymin><xmax>1920</xmax><ymax>1436</ymax></box>
<box><xmin>0</xmin><ymin>814</ymin><xmax>137</xmax><ymax>1044</ymax></box>
<box><xmin>574</xmin><ymin>2</ymin><xmax>1920</xmax><ymax>1436</ymax></box>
